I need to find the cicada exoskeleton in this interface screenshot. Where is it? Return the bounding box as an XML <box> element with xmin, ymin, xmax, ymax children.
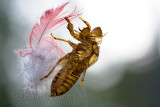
<box><xmin>40</xmin><ymin>17</ymin><xmax>107</xmax><ymax>96</ymax></box>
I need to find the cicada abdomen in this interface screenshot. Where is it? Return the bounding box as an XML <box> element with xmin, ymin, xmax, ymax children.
<box><xmin>51</xmin><ymin>60</ymin><xmax>82</xmax><ymax>96</ymax></box>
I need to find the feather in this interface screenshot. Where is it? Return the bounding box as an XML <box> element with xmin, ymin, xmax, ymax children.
<box><xmin>15</xmin><ymin>2</ymin><xmax>81</xmax><ymax>92</ymax></box>
<box><xmin>30</xmin><ymin>2</ymin><xmax>80</xmax><ymax>47</ymax></box>
<box><xmin>16</xmin><ymin>2</ymin><xmax>81</xmax><ymax>57</ymax></box>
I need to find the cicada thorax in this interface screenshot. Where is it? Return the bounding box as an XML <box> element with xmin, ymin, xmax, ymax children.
<box><xmin>70</xmin><ymin>43</ymin><xmax>93</xmax><ymax>62</ymax></box>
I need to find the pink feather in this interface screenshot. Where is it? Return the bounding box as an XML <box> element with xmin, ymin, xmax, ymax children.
<box><xmin>15</xmin><ymin>2</ymin><xmax>81</xmax><ymax>92</ymax></box>
<box><xmin>16</xmin><ymin>2</ymin><xmax>81</xmax><ymax>57</ymax></box>
<box><xmin>30</xmin><ymin>2</ymin><xmax>80</xmax><ymax>47</ymax></box>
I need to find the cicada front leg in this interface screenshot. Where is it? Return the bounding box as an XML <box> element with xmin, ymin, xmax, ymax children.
<box><xmin>65</xmin><ymin>17</ymin><xmax>80</xmax><ymax>41</ymax></box>
<box><xmin>79</xmin><ymin>17</ymin><xmax>91</xmax><ymax>30</ymax></box>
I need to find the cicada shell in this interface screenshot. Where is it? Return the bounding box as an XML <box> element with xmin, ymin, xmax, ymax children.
<box><xmin>40</xmin><ymin>17</ymin><xmax>106</xmax><ymax>96</ymax></box>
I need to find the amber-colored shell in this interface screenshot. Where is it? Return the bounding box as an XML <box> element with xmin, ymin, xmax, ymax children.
<box><xmin>41</xmin><ymin>17</ymin><xmax>105</xmax><ymax>97</ymax></box>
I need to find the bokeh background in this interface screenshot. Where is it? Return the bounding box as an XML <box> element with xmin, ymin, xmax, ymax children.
<box><xmin>0</xmin><ymin>0</ymin><xmax>160</xmax><ymax>107</ymax></box>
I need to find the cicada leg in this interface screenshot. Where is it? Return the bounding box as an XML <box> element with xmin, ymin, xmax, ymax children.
<box><xmin>65</xmin><ymin>17</ymin><xmax>80</xmax><ymax>40</ymax></box>
<box><xmin>51</xmin><ymin>33</ymin><xmax>77</xmax><ymax>49</ymax></box>
<box><xmin>51</xmin><ymin>33</ymin><xmax>68</xmax><ymax>43</ymax></box>
<box><xmin>40</xmin><ymin>54</ymin><xmax>69</xmax><ymax>80</ymax></box>
<box><xmin>74</xmin><ymin>30</ymin><xmax>80</xmax><ymax>35</ymax></box>
<box><xmin>79</xmin><ymin>17</ymin><xmax>91</xmax><ymax>30</ymax></box>
<box><xmin>79</xmin><ymin>69</ymin><xmax>86</xmax><ymax>87</ymax></box>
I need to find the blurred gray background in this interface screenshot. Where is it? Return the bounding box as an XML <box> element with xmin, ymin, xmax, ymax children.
<box><xmin>0</xmin><ymin>0</ymin><xmax>160</xmax><ymax>107</ymax></box>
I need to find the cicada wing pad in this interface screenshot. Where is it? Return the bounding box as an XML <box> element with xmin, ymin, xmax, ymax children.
<box><xmin>88</xmin><ymin>54</ymin><xmax>98</xmax><ymax>67</ymax></box>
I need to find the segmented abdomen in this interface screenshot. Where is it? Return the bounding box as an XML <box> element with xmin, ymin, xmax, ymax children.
<box><xmin>50</xmin><ymin>61</ymin><xmax>82</xmax><ymax>97</ymax></box>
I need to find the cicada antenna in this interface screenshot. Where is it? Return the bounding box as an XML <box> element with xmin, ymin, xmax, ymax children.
<box><xmin>103</xmin><ymin>32</ymin><xmax>108</xmax><ymax>37</ymax></box>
